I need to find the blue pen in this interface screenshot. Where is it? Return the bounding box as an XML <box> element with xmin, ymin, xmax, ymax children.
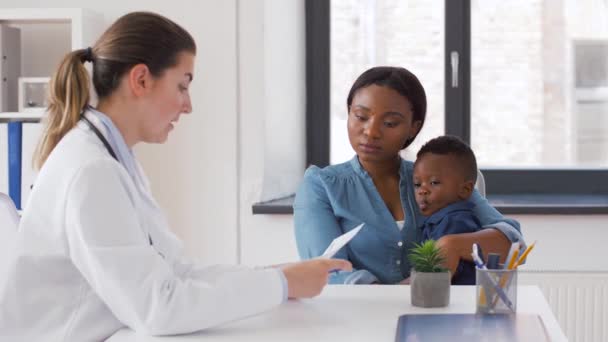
<box><xmin>473</xmin><ymin>243</ymin><xmax>485</xmax><ymax>265</ymax></box>
<box><xmin>471</xmin><ymin>252</ymin><xmax>514</xmax><ymax>311</ymax></box>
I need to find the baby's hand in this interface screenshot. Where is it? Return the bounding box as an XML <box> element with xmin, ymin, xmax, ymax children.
<box><xmin>435</xmin><ymin>234</ymin><xmax>466</xmax><ymax>277</ymax></box>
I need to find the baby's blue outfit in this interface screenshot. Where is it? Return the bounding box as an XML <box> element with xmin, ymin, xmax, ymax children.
<box><xmin>294</xmin><ymin>156</ymin><xmax>523</xmax><ymax>284</ymax></box>
<box><xmin>420</xmin><ymin>200</ymin><xmax>481</xmax><ymax>285</ymax></box>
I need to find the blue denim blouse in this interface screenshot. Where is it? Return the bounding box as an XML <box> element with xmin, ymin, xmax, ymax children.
<box><xmin>293</xmin><ymin>156</ymin><xmax>523</xmax><ymax>285</ymax></box>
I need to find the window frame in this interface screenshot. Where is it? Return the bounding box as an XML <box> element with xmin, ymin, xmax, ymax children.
<box><xmin>305</xmin><ymin>0</ymin><xmax>331</xmax><ymax>168</ymax></box>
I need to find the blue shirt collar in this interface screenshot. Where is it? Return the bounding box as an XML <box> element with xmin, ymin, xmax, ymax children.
<box><xmin>425</xmin><ymin>200</ymin><xmax>476</xmax><ymax>225</ymax></box>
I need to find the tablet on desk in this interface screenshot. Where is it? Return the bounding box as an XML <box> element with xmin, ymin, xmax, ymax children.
<box><xmin>395</xmin><ymin>313</ymin><xmax>550</xmax><ymax>342</ymax></box>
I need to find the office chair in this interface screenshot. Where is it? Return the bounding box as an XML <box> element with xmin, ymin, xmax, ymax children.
<box><xmin>475</xmin><ymin>169</ymin><xmax>486</xmax><ymax>198</ymax></box>
<box><xmin>0</xmin><ymin>192</ymin><xmax>19</xmax><ymax>230</ymax></box>
<box><xmin>0</xmin><ymin>192</ymin><xmax>19</xmax><ymax>279</ymax></box>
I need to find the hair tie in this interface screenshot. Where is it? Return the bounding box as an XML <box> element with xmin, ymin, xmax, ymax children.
<box><xmin>82</xmin><ymin>47</ymin><xmax>94</xmax><ymax>63</ymax></box>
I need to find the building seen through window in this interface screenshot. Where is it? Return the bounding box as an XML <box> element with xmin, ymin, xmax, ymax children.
<box><xmin>330</xmin><ymin>0</ymin><xmax>608</xmax><ymax>168</ymax></box>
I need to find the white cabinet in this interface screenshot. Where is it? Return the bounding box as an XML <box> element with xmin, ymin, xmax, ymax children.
<box><xmin>0</xmin><ymin>8</ymin><xmax>103</xmax><ymax>208</ymax></box>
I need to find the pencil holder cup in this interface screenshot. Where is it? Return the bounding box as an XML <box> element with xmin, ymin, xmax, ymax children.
<box><xmin>475</xmin><ymin>268</ymin><xmax>517</xmax><ymax>314</ymax></box>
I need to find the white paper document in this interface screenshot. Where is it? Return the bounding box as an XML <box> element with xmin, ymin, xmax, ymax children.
<box><xmin>320</xmin><ymin>223</ymin><xmax>364</xmax><ymax>259</ymax></box>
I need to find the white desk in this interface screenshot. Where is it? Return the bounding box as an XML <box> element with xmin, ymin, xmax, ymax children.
<box><xmin>108</xmin><ymin>285</ymin><xmax>567</xmax><ymax>342</ymax></box>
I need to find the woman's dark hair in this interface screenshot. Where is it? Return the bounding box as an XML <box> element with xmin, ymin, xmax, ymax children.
<box><xmin>346</xmin><ymin>66</ymin><xmax>427</xmax><ymax>149</ymax></box>
<box><xmin>34</xmin><ymin>11</ymin><xmax>197</xmax><ymax>169</ymax></box>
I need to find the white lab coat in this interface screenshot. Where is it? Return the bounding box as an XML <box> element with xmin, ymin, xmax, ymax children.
<box><xmin>0</xmin><ymin>120</ymin><xmax>284</xmax><ymax>341</ymax></box>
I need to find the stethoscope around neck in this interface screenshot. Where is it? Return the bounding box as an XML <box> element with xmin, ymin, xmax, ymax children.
<box><xmin>81</xmin><ymin>114</ymin><xmax>118</xmax><ymax>161</ymax></box>
<box><xmin>81</xmin><ymin>113</ymin><xmax>163</xmax><ymax>253</ymax></box>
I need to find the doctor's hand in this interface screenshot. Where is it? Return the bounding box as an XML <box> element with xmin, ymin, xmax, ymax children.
<box><xmin>281</xmin><ymin>259</ymin><xmax>352</xmax><ymax>299</ymax></box>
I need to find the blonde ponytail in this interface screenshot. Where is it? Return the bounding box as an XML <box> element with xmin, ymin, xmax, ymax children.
<box><xmin>34</xmin><ymin>12</ymin><xmax>196</xmax><ymax>169</ymax></box>
<box><xmin>33</xmin><ymin>49</ymin><xmax>91</xmax><ymax>170</ymax></box>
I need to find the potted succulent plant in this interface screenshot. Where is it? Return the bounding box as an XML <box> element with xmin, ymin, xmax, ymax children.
<box><xmin>408</xmin><ymin>240</ymin><xmax>450</xmax><ymax>308</ymax></box>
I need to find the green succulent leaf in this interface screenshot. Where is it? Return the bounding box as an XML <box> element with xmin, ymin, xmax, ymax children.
<box><xmin>407</xmin><ymin>240</ymin><xmax>448</xmax><ymax>273</ymax></box>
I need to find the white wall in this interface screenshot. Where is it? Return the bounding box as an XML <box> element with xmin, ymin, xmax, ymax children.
<box><xmin>513</xmin><ymin>215</ymin><xmax>608</xmax><ymax>271</ymax></box>
<box><xmin>237</xmin><ymin>0</ymin><xmax>306</xmax><ymax>266</ymax></box>
<box><xmin>2</xmin><ymin>1</ymin><xmax>607</xmax><ymax>273</ymax></box>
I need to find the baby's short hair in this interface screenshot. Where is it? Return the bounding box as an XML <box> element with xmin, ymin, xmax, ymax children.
<box><xmin>416</xmin><ymin>135</ymin><xmax>478</xmax><ymax>183</ymax></box>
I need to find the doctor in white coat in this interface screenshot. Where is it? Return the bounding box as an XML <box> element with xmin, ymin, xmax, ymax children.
<box><xmin>0</xmin><ymin>11</ymin><xmax>351</xmax><ymax>341</ymax></box>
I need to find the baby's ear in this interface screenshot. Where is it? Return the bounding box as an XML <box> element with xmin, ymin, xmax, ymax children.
<box><xmin>459</xmin><ymin>180</ymin><xmax>475</xmax><ymax>200</ymax></box>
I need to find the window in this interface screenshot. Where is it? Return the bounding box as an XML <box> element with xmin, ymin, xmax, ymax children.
<box><xmin>306</xmin><ymin>0</ymin><xmax>608</xmax><ymax>214</ymax></box>
<box><xmin>573</xmin><ymin>41</ymin><xmax>608</xmax><ymax>164</ymax></box>
<box><xmin>470</xmin><ymin>0</ymin><xmax>608</xmax><ymax>168</ymax></box>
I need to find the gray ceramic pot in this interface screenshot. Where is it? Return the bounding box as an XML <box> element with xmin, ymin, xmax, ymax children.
<box><xmin>410</xmin><ymin>270</ymin><xmax>451</xmax><ymax>308</ymax></box>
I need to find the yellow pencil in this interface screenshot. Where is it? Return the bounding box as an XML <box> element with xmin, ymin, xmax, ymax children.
<box><xmin>506</xmin><ymin>248</ymin><xmax>520</xmax><ymax>270</ymax></box>
<box><xmin>513</xmin><ymin>241</ymin><xmax>536</xmax><ymax>269</ymax></box>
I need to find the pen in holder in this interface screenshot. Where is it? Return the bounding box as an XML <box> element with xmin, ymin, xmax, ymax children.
<box><xmin>476</xmin><ymin>267</ymin><xmax>517</xmax><ymax>314</ymax></box>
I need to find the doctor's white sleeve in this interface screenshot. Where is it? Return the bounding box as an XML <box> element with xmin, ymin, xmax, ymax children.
<box><xmin>64</xmin><ymin>159</ymin><xmax>285</xmax><ymax>335</ymax></box>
